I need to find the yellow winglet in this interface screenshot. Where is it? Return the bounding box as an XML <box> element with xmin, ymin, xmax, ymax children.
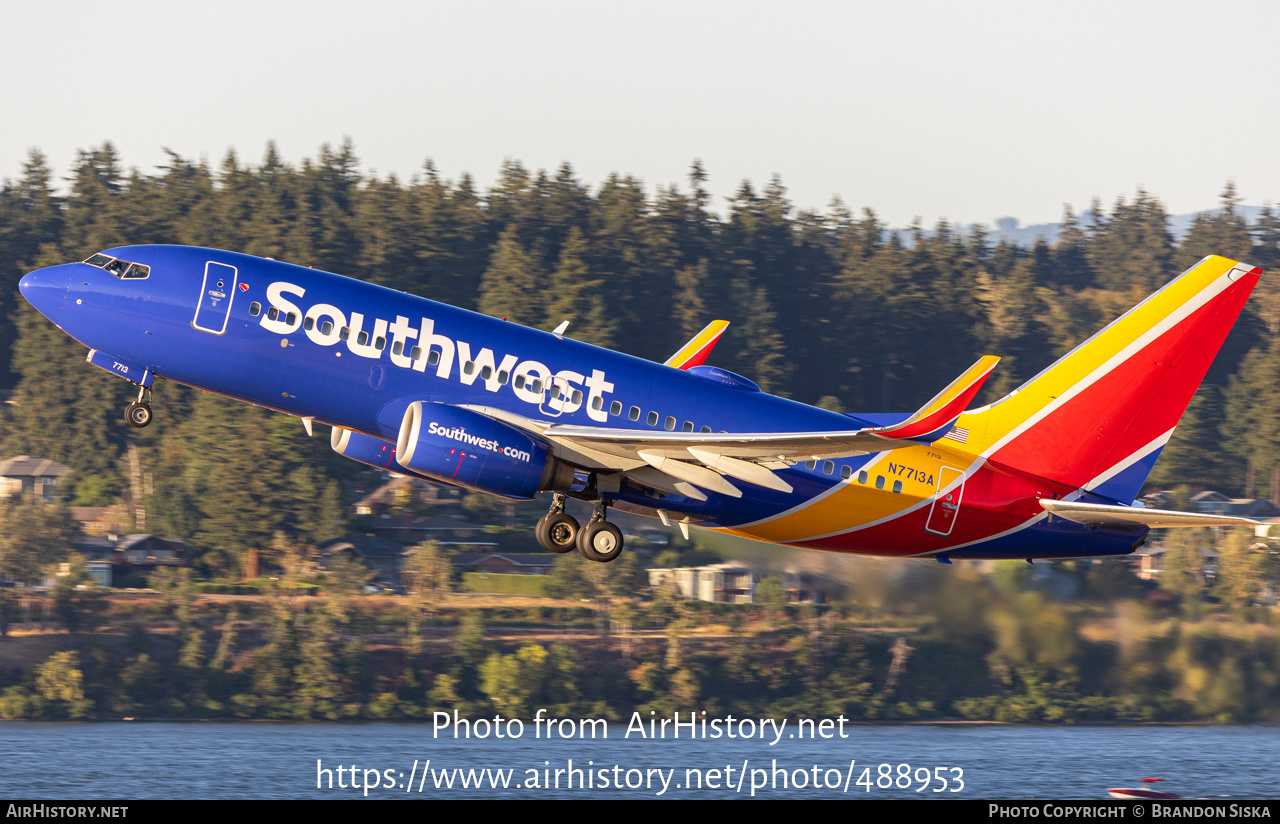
<box><xmin>874</xmin><ymin>355</ymin><xmax>1000</xmax><ymax>440</ymax></box>
<box><xmin>664</xmin><ymin>320</ymin><xmax>730</xmax><ymax>370</ymax></box>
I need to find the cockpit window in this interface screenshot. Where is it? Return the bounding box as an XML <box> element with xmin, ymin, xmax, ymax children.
<box><xmin>83</xmin><ymin>253</ymin><xmax>150</xmax><ymax>280</ymax></box>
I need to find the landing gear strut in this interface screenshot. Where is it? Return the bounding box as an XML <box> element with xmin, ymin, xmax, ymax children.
<box><xmin>535</xmin><ymin>493</ymin><xmax>579</xmax><ymax>554</ymax></box>
<box><xmin>124</xmin><ymin>385</ymin><xmax>153</xmax><ymax>429</ymax></box>
<box><xmin>577</xmin><ymin>499</ymin><xmax>623</xmax><ymax>563</ymax></box>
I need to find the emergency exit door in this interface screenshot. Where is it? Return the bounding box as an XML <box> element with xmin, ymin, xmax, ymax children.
<box><xmin>925</xmin><ymin>466</ymin><xmax>965</xmax><ymax>536</ymax></box>
<box><xmin>193</xmin><ymin>261</ymin><xmax>238</xmax><ymax>334</ymax></box>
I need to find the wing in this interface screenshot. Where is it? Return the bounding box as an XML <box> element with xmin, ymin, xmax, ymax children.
<box><xmin>1040</xmin><ymin>499</ymin><xmax>1259</xmax><ymax>529</ymax></box>
<box><xmin>467</xmin><ymin>355</ymin><xmax>999</xmax><ymax>501</ymax></box>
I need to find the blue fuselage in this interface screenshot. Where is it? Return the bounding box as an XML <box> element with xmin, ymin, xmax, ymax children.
<box><xmin>18</xmin><ymin>244</ymin><xmax>1143</xmax><ymax>559</ymax></box>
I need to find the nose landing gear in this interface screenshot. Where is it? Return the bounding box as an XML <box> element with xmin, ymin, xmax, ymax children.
<box><xmin>125</xmin><ymin>385</ymin><xmax>153</xmax><ymax>428</ymax></box>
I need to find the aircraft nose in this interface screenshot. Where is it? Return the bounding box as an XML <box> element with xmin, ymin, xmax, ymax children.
<box><xmin>19</xmin><ymin>266</ymin><xmax>69</xmax><ymax>323</ymax></box>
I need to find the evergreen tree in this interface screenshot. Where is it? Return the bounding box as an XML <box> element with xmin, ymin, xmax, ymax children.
<box><xmin>294</xmin><ymin>606</ymin><xmax>343</xmax><ymax>719</ymax></box>
<box><xmin>544</xmin><ymin>227</ymin><xmax>615</xmax><ymax>347</ymax></box>
<box><xmin>1220</xmin><ymin>338</ymin><xmax>1280</xmax><ymax>494</ymax></box>
<box><xmin>1088</xmin><ymin>190</ymin><xmax>1174</xmax><ymax>294</ymax></box>
<box><xmin>1050</xmin><ymin>205</ymin><xmax>1093</xmax><ymax>290</ymax></box>
<box><xmin>1176</xmin><ymin>181</ymin><xmax>1253</xmax><ymax>273</ymax></box>
<box><xmin>0</xmin><ymin>151</ymin><xmax>62</xmax><ymax>385</ymax></box>
<box><xmin>1250</xmin><ymin>203</ymin><xmax>1280</xmax><ymax>336</ymax></box>
<box><xmin>477</xmin><ymin>225</ymin><xmax>545</xmax><ymax>325</ymax></box>
<box><xmin>671</xmin><ymin>259</ymin><xmax>710</xmax><ymax>341</ymax></box>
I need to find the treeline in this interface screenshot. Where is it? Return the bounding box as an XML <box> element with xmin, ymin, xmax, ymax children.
<box><xmin>1</xmin><ymin>143</ymin><xmax>1280</xmax><ymax>574</ymax></box>
<box><xmin>3</xmin><ymin>553</ymin><xmax>1278</xmax><ymax>723</ymax></box>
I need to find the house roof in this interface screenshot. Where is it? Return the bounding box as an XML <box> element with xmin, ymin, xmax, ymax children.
<box><xmin>355</xmin><ymin>475</ymin><xmax>416</xmax><ymax>508</ymax></box>
<box><xmin>651</xmin><ymin>562</ymin><xmax>755</xmax><ymax>573</ymax></box>
<box><xmin>452</xmin><ymin>552</ymin><xmax>555</xmax><ymax>567</ymax></box>
<box><xmin>116</xmin><ymin>534</ymin><xmax>189</xmax><ymax>552</ymax></box>
<box><xmin>0</xmin><ymin>456</ymin><xmax>70</xmax><ymax>478</ymax></box>
<box><xmin>72</xmin><ymin>534</ymin><xmax>189</xmax><ymax>552</ymax></box>
<box><xmin>1189</xmin><ymin>491</ymin><xmax>1280</xmax><ymax>518</ymax></box>
<box><xmin>319</xmin><ymin>534</ymin><xmax>411</xmax><ymax>559</ymax></box>
<box><xmin>72</xmin><ymin>536</ymin><xmax>115</xmax><ymax>551</ymax></box>
<box><xmin>368</xmin><ymin>514</ymin><xmax>481</xmax><ymax>531</ymax></box>
<box><xmin>69</xmin><ymin>506</ymin><xmax>112</xmax><ymax>522</ymax></box>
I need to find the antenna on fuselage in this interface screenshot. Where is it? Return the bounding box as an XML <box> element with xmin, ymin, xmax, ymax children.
<box><xmin>551</xmin><ymin>320</ymin><xmax>570</xmax><ymax>339</ymax></box>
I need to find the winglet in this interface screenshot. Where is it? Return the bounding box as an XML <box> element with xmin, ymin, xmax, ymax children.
<box><xmin>873</xmin><ymin>355</ymin><xmax>1000</xmax><ymax>441</ymax></box>
<box><xmin>664</xmin><ymin>320</ymin><xmax>730</xmax><ymax>369</ymax></box>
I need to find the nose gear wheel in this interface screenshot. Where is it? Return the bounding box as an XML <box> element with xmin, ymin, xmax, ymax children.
<box><xmin>124</xmin><ymin>385</ymin><xmax>154</xmax><ymax>428</ymax></box>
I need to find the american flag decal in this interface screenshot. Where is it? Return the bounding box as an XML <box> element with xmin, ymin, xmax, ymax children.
<box><xmin>943</xmin><ymin>426</ymin><xmax>969</xmax><ymax>443</ymax></box>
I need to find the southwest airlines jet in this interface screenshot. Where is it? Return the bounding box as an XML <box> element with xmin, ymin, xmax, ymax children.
<box><xmin>17</xmin><ymin>247</ymin><xmax>1263</xmax><ymax>563</ymax></box>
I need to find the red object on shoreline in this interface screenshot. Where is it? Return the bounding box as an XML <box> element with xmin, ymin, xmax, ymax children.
<box><xmin>1107</xmin><ymin>777</ymin><xmax>1181</xmax><ymax>800</ymax></box>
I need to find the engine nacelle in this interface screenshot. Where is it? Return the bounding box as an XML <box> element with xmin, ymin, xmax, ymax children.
<box><xmin>396</xmin><ymin>402</ymin><xmax>574</xmax><ymax>499</ymax></box>
<box><xmin>331</xmin><ymin>426</ymin><xmax>408</xmax><ymax>472</ymax></box>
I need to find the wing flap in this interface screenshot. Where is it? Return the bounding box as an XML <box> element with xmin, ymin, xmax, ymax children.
<box><xmin>624</xmin><ymin>466</ymin><xmax>709</xmax><ymax>501</ymax></box>
<box><xmin>687</xmin><ymin>447</ymin><xmax>794</xmax><ymax>493</ymax></box>
<box><xmin>1040</xmin><ymin>499</ymin><xmax>1258</xmax><ymax>529</ymax></box>
<box><xmin>637</xmin><ymin>450</ymin><xmax>743</xmax><ymax>498</ymax></box>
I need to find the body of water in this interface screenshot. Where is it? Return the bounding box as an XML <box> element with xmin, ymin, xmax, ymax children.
<box><xmin>0</xmin><ymin>722</ymin><xmax>1275</xmax><ymax>799</ymax></box>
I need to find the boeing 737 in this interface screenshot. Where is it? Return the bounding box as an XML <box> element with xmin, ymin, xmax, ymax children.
<box><xmin>17</xmin><ymin>248</ymin><xmax>1264</xmax><ymax>563</ymax></box>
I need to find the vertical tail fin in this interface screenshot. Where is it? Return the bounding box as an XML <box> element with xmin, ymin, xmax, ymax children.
<box><xmin>950</xmin><ymin>255</ymin><xmax>1260</xmax><ymax>502</ymax></box>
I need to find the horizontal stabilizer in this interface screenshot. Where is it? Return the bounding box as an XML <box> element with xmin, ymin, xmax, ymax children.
<box><xmin>1039</xmin><ymin>499</ymin><xmax>1258</xmax><ymax>529</ymax></box>
<box><xmin>664</xmin><ymin>320</ymin><xmax>730</xmax><ymax>370</ymax></box>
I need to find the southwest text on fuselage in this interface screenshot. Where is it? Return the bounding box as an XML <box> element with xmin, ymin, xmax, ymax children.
<box><xmin>259</xmin><ymin>281</ymin><xmax>615</xmax><ymax>420</ymax></box>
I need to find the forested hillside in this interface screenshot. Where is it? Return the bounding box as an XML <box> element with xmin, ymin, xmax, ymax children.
<box><xmin>1</xmin><ymin>142</ymin><xmax>1278</xmax><ymax>572</ymax></box>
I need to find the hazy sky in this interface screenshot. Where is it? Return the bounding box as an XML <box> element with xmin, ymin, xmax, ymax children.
<box><xmin>4</xmin><ymin>0</ymin><xmax>1276</xmax><ymax>227</ymax></box>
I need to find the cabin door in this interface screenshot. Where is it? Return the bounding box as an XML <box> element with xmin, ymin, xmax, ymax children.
<box><xmin>925</xmin><ymin>466</ymin><xmax>965</xmax><ymax>536</ymax></box>
<box><xmin>538</xmin><ymin>377</ymin><xmax>567</xmax><ymax>418</ymax></box>
<box><xmin>193</xmin><ymin>261</ymin><xmax>238</xmax><ymax>335</ymax></box>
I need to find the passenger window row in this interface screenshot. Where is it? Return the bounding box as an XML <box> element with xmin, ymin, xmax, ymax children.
<box><xmin>803</xmin><ymin>460</ymin><xmax>903</xmax><ymax>493</ymax></box>
<box><xmin>624</xmin><ymin>406</ymin><xmax>712</xmax><ymax>432</ymax></box>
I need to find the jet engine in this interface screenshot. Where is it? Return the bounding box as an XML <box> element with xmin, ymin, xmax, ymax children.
<box><xmin>331</xmin><ymin>426</ymin><xmax>408</xmax><ymax>473</ymax></box>
<box><xmin>396</xmin><ymin>402</ymin><xmax>574</xmax><ymax>499</ymax></box>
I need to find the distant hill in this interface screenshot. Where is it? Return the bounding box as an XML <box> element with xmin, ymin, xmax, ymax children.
<box><xmin>973</xmin><ymin>205</ymin><xmax>1270</xmax><ymax>247</ymax></box>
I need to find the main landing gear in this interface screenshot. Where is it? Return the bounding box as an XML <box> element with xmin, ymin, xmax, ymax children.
<box><xmin>535</xmin><ymin>494</ymin><xmax>624</xmax><ymax>562</ymax></box>
<box><xmin>578</xmin><ymin>499</ymin><xmax>623</xmax><ymax>562</ymax></box>
<box><xmin>124</xmin><ymin>385</ymin><xmax>153</xmax><ymax>428</ymax></box>
<box><xmin>535</xmin><ymin>493</ymin><xmax>579</xmax><ymax>554</ymax></box>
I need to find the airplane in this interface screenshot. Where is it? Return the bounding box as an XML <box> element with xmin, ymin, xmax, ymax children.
<box><xmin>17</xmin><ymin>247</ymin><xmax>1265</xmax><ymax>564</ymax></box>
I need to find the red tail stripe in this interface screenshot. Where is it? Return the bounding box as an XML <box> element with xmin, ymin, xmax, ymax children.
<box><xmin>990</xmin><ymin>272</ymin><xmax>1256</xmax><ymax>489</ymax></box>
